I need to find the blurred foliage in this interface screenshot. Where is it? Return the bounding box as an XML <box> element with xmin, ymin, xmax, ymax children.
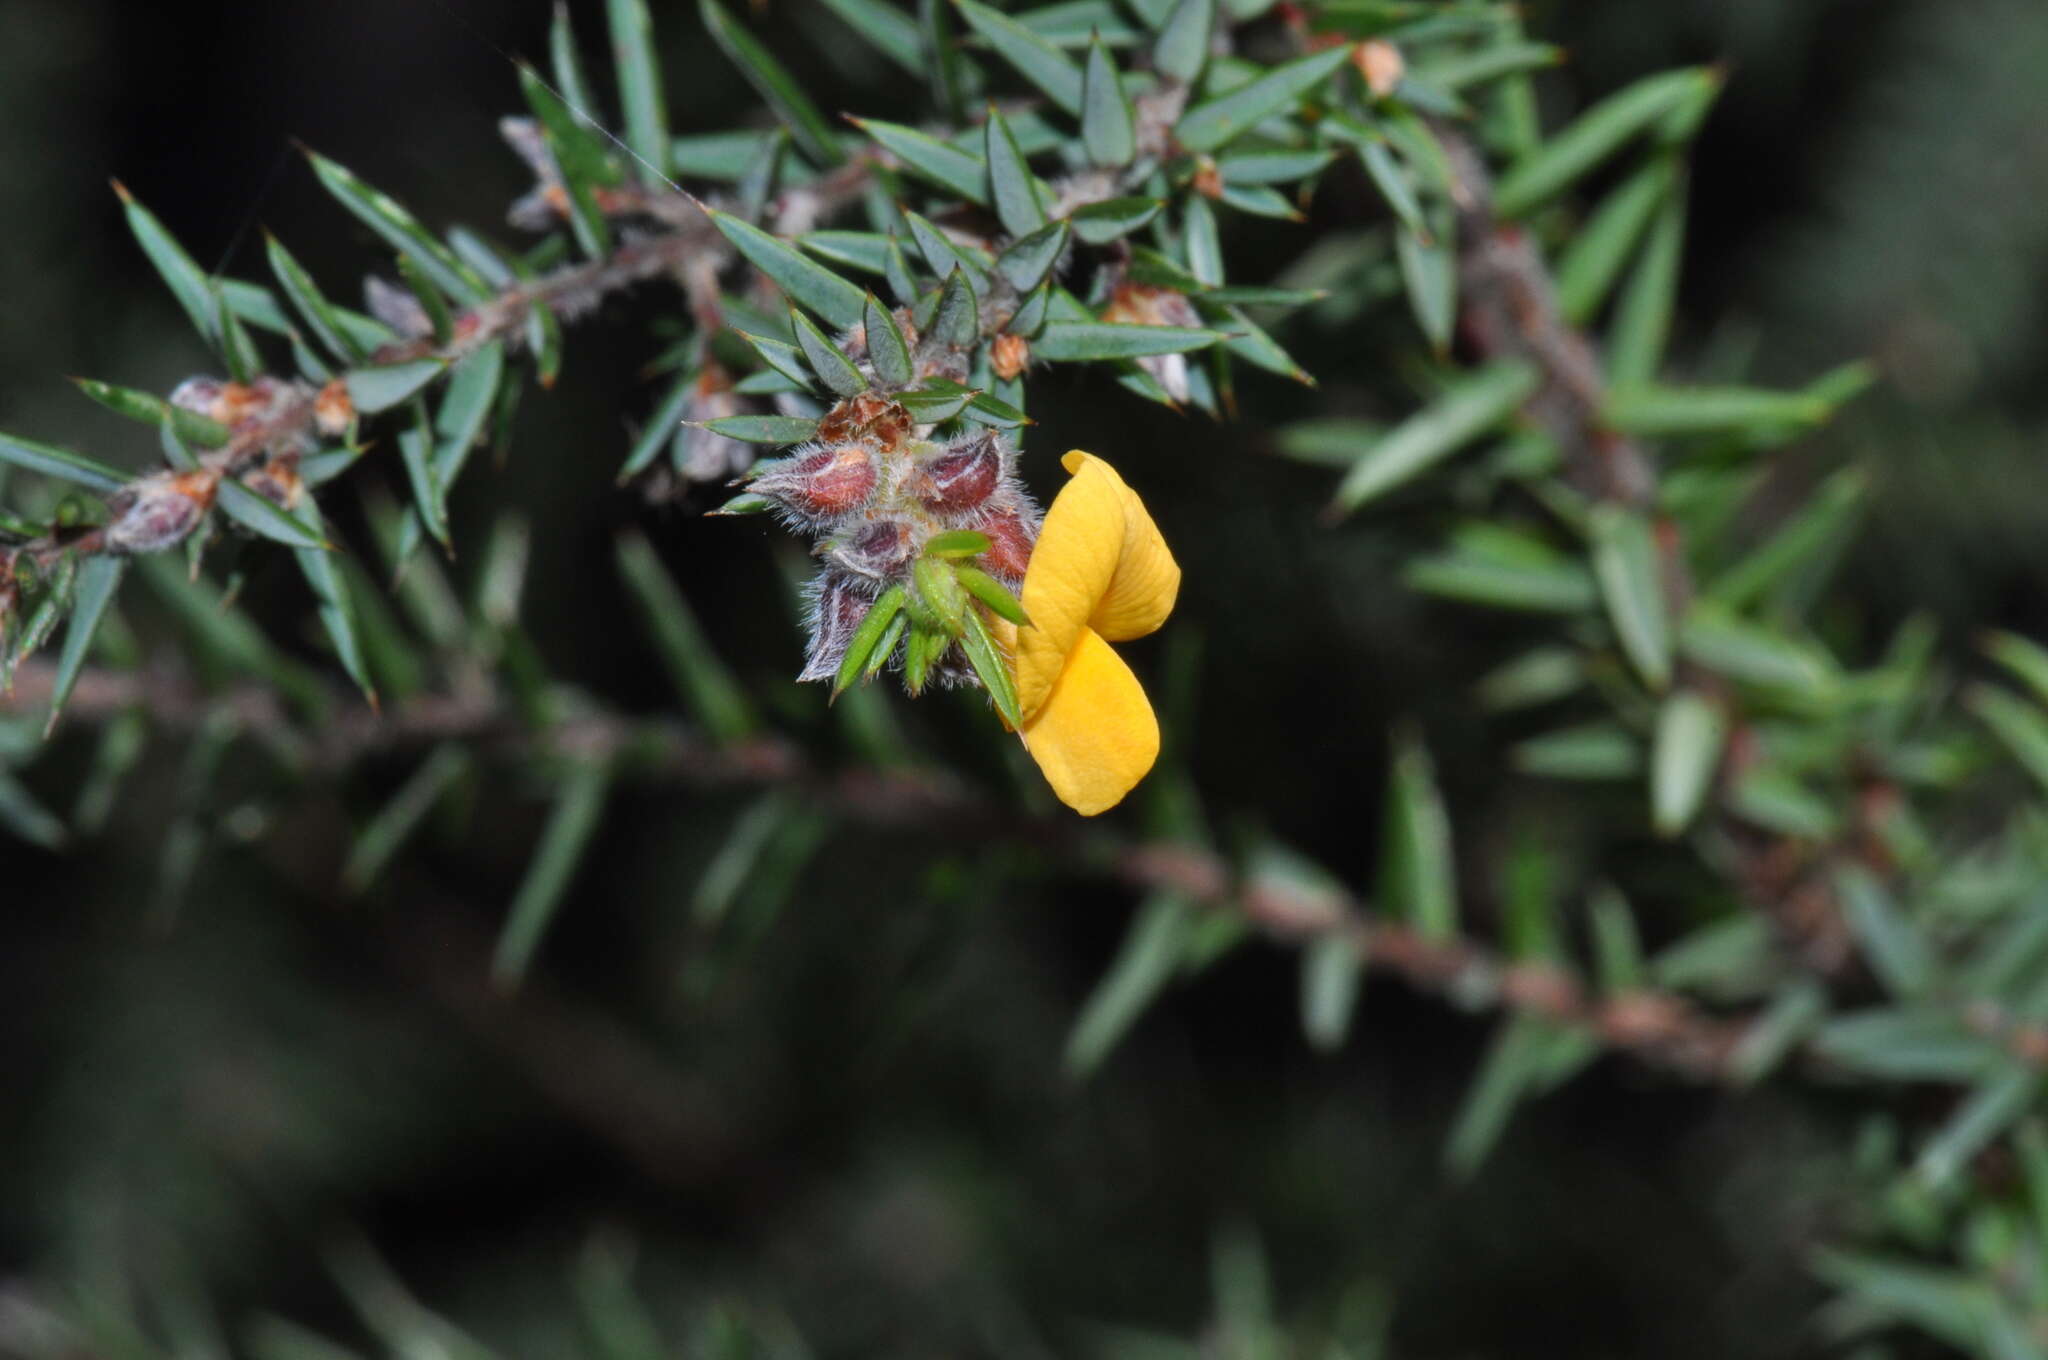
<box><xmin>4</xmin><ymin>1</ymin><xmax>2048</xmax><ymax>1357</ymax></box>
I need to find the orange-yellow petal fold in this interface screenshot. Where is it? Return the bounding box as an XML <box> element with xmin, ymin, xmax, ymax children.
<box><xmin>1017</xmin><ymin>625</ymin><xmax>1160</xmax><ymax>816</ymax></box>
<box><xmin>1064</xmin><ymin>451</ymin><xmax>1180</xmax><ymax>644</ymax></box>
<box><xmin>1011</xmin><ymin>452</ymin><xmax>1130</xmax><ymax>719</ymax></box>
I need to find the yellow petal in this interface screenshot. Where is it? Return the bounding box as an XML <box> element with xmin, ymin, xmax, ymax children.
<box><xmin>1018</xmin><ymin>625</ymin><xmax>1160</xmax><ymax>816</ymax></box>
<box><xmin>1061</xmin><ymin>451</ymin><xmax>1181</xmax><ymax>643</ymax></box>
<box><xmin>1011</xmin><ymin>452</ymin><xmax>1129</xmax><ymax>719</ymax></box>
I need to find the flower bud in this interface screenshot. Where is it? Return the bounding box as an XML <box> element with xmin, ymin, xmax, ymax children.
<box><xmin>920</xmin><ymin>431</ymin><xmax>1001</xmax><ymax>514</ymax></box>
<box><xmin>798</xmin><ymin>571</ymin><xmax>872</xmax><ymax>683</ymax></box>
<box><xmin>242</xmin><ymin>455</ymin><xmax>304</xmax><ymax>511</ymax></box>
<box><xmin>315</xmin><ymin>378</ymin><xmax>355</xmax><ymax>435</ymax></box>
<box><xmin>816</xmin><ymin>391</ymin><xmax>912</xmax><ymax>451</ymax></box>
<box><xmin>751</xmin><ymin>442</ymin><xmax>879</xmax><ymax>522</ymax></box>
<box><xmin>1355</xmin><ymin>39</ymin><xmax>1405</xmax><ymax>98</ymax></box>
<box><xmin>975</xmin><ymin>503</ymin><xmax>1038</xmax><ymax>583</ymax></box>
<box><xmin>103</xmin><ymin>470</ymin><xmax>216</xmax><ymax>555</ymax></box>
<box><xmin>824</xmin><ymin>518</ymin><xmax>915</xmax><ymax>582</ymax></box>
<box><xmin>990</xmin><ymin>333</ymin><xmax>1030</xmax><ymax>382</ymax></box>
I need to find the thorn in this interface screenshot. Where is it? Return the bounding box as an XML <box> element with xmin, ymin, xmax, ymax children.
<box><xmin>108</xmin><ymin>177</ymin><xmax>132</xmax><ymax>204</ymax></box>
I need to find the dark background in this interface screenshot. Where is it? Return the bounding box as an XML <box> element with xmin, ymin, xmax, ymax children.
<box><xmin>4</xmin><ymin>0</ymin><xmax>2046</xmax><ymax>1354</ymax></box>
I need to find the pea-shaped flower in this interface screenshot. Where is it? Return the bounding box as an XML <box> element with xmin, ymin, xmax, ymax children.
<box><xmin>1002</xmin><ymin>451</ymin><xmax>1181</xmax><ymax>816</ymax></box>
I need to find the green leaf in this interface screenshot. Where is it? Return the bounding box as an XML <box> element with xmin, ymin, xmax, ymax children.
<box><xmin>962</xmin><ymin>388</ymin><xmax>1030</xmax><ymax>428</ymax></box>
<box><xmin>801</xmin><ymin>230</ymin><xmax>895</xmax><ymax>275</ymax></box>
<box><xmin>1395</xmin><ymin>218</ymin><xmax>1456</xmax><ymax>352</ymax></box>
<box><xmin>1183</xmin><ymin>195</ymin><xmax>1223</xmax><ymax>287</ymax></box>
<box><xmin>606</xmin><ymin>0</ymin><xmax>671</xmax><ymax>180</ymax></box>
<box><xmin>344</xmin><ymin>359</ymin><xmax>446</xmax><ymax>414</ymax></box>
<box><xmin>1836</xmin><ymin>864</ymin><xmax>1933</xmax><ymax>998</ymax></box>
<box><xmin>548</xmin><ymin>2</ymin><xmax>602</xmax><ymax>117</ymax></box>
<box><xmin>395</xmin><ymin>409</ymin><xmax>449</xmax><ymax>550</ymax></box>
<box><xmin>1650</xmin><ymin>689</ymin><xmax>1724</xmax><ymax>837</ymax></box>
<box><xmin>832</xmin><ymin>584</ymin><xmax>905</xmax><ymax>696</ymax></box>
<box><xmin>1604</xmin><ymin>382</ymin><xmax>1830</xmax><ymax>437</ymax></box>
<box><xmin>1069</xmin><ymin>196</ymin><xmax>1164</xmax><ymax>244</ymax></box>
<box><xmin>953</xmin><ymin>0</ymin><xmax>1084</xmax><ymax>114</ymax></box>
<box><xmin>0</xmin><ymin>767</ymin><xmax>67</xmax><ymax>850</ymax></box>
<box><xmin>791</xmin><ymin>307</ymin><xmax>867</xmax><ymax>397</ymax></box>
<box><xmin>73</xmin><ymin>378</ymin><xmax>230</xmax><ymax>448</ymax></box>
<box><xmin>1034</xmin><ymin>321</ymin><xmax>1221</xmax><ymax>361</ymax></box>
<box><xmin>343</xmin><ymin>744</ymin><xmax>470</xmax><ymax>894</ymax></box>
<box><xmin>1726</xmin><ymin>982</ymin><xmax>1825</xmax><ymax>1085</ymax></box>
<box><xmin>615</xmin><ymin>532</ymin><xmax>757</xmax><ymax>741</ymax></box>
<box><xmin>1065</xmin><ymin>893</ymin><xmax>1193</xmax><ymax>1075</ymax></box>
<box><xmin>518</xmin><ymin>65</ymin><xmax>615</xmax><ymax>258</ymax></box>
<box><xmin>671</xmin><ymin>128</ymin><xmax>780</xmax><ymax>180</ymax></box>
<box><xmin>267</xmin><ymin>232</ymin><xmax>369</xmax><ymax>362</ymax></box>
<box><xmin>1514</xmin><ymin>721</ymin><xmax>1641</xmax><ymax>780</ymax></box>
<box><xmin>1984</xmin><ymin>630</ymin><xmax>2048</xmax><ymax>709</ymax></box>
<box><xmin>1604</xmin><ymin>170</ymin><xmax>1686</xmax><ymax>387</ymax></box>
<box><xmin>1218</xmin><ymin>147</ymin><xmax>1334</xmax><ymax>185</ymax></box>
<box><xmin>432</xmin><ymin>340</ymin><xmax>507</xmax><ymax>487</ymax></box>
<box><xmin>984</xmin><ymin>106</ymin><xmax>1046</xmax><ymax>237</ymax></box>
<box><xmin>997</xmin><ymin>219</ymin><xmax>1069</xmax><ymax>293</ymax></box>
<box><xmin>1476</xmin><ymin>646</ymin><xmax>1584</xmax><ymax>710</ymax></box>
<box><xmin>493</xmin><ymin>759</ymin><xmax>611</xmax><ymax>988</ymax></box>
<box><xmin>897</xmin><ymin>385</ymin><xmax>978</xmax><ymax>423</ymax></box>
<box><xmin>817</xmin><ymin>0</ymin><xmax>924</xmax><ymax>70</ymax></box>
<box><xmin>0</xmin><ymin>431</ymin><xmax>127</xmax><ymax>494</ymax></box>
<box><xmin>699</xmin><ymin>413</ymin><xmax>821</xmax><ymax>443</ymax></box>
<box><xmin>527</xmin><ymin>298</ymin><xmax>564</xmax><ymax>388</ymax></box>
<box><xmin>698</xmin><ymin>0</ymin><xmax>845</xmax><ymax>166</ymax></box>
<box><xmin>902</xmin><ymin>210</ymin><xmax>992</xmax><ymax>290</ymax></box>
<box><xmin>1588</xmin><ymin>503</ymin><xmax>1672</xmax><ymax>691</ymax></box>
<box><xmin>1154</xmin><ymin>0</ymin><xmax>1214</xmax><ymax>83</ymax></box>
<box><xmin>1493</xmin><ymin>67</ymin><xmax>1719</xmax><ymax>219</ymax></box>
<box><xmin>959</xmin><ymin>601</ymin><xmax>1022</xmax><ymax>726</ymax></box>
<box><xmin>1966</xmin><ymin>685</ymin><xmax>2048</xmax><ymax>797</ymax></box>
<box><xmin>1413</xmin><ymin>40</ymin><xmax>1564</xmax><ymax>91</ymax></box>
<box><xmin>1917</xmin><ymin>1068</ymin><xmax>2040</xmax><ymax>1190</ymax></box>
<box><xmin>305</xmin><ymin>150</ymin><xmax>491</xmax><ymax>303</ymax></box>
<box><xmin>1301</xmin><ymin>933</ymin><xmax>1362</xmax><ymax>1053</ymax></box>
<box><xmin>1359</xmin><ymin>141</ymin><xmax>1427</xmax><ymax>239</ymax></box>
<box><xmin>396</xmin><ymin>252</ymin><xmax>455</xmax><ymax>344</ymax></box>
<box><xmin>1556</xmin><ymin>156</ymin><xmax>1674</xmax><ymax>324</ymax></box>
<box><xmin>1446</xmin><ymin>1016</ymin><xmax>1595</xmax><ymax>1177</ymax></box>
<box><xmin>1706</xmin><ymin>468</ymin><xmax>1867</xmax><ymax>612</ymax></box>
<box><xmin>855</xmin><ymin>117</ymin><xmax>990</xmax><ymax>205</ymax></box>
<box><xmin>291</xmin><ymin>499</ymin><xmax>377</xmax><ymax>702</ymax></box>
<box><xmin>956</xmin><ymin>564</ymin><xmax>1028</xmax><ymax>624</ymax></box>
<box><xmin>217</xmin><ymin>480</ymin><xmax>330</xmax><ymax>550</ymax></box>
<box><xmin>116</xmin><ymin>184</ymin><xmax>226</xmax><ymax>348</ymax></box>
<box><xmin>740</xmin><ymin>332</ymin><xmax>814</xmax><ymax>389</ymax></box>
<box><xmin>1679</xmin><ymin>604</ymin><xmax>1837</xmax><ymax>699</ymax></box>
<box><xmin>1083</xmin><ymin>37</ymin><xmax>1136</xmax><ymax>167</ymax></box>
<box><xmin>1175</xmin><ymin>45</ymin><xmax>1353</xmax><ymax>153</ymax></box>
<box><xmin>43</xmin><ymin>555</ymin><xmax>126</xmax><ymax>735</ymax></box>
<box><xmin>1329</xmin><ymin>360</ymin><xmax>1538</xmax><ymax>514</ymax></box>
<box><xmin>1379</xmin><ymin>723</ymin><xmax>1455</xmax><ymax>940</ymax></box>
<box><xmin>931</xmin><ymin>267</ymin><xmax>981</xmax><ymax>347</ymax></box>
<box><xmin>699</xmin><ymin>203</ymin><xmax>867</xmax><ymax>329</ymax></box>
<box><xmin>853</xmin><ymin>296</ymin><xmax>909</xmax><ymax>390</ymax></box>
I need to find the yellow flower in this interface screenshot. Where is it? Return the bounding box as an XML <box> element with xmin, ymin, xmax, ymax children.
<box><xmin>1000</xmin><ymin>451</ymin><xmax>1181</xmax><ymax>816</ymax></box>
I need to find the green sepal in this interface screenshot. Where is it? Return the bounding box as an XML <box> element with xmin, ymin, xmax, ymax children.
<box><xmin>924</xmin><ymin>529</ymin><xmax>991</xmax><ymax>558</ymax></box>
<box><xmin>832</xmin><ymin>583</ymin><xmax>906</xmax><ymax>697</ymax></box>
<box><xmin>959</xmin><ymin>601</ymin><xmax>1022</xmax><ymax>727</ymax></box>
<box><xmin>956</xmin><ymin>564</ymin><xmax>1028</xmax><ymax>625</ymax></box>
